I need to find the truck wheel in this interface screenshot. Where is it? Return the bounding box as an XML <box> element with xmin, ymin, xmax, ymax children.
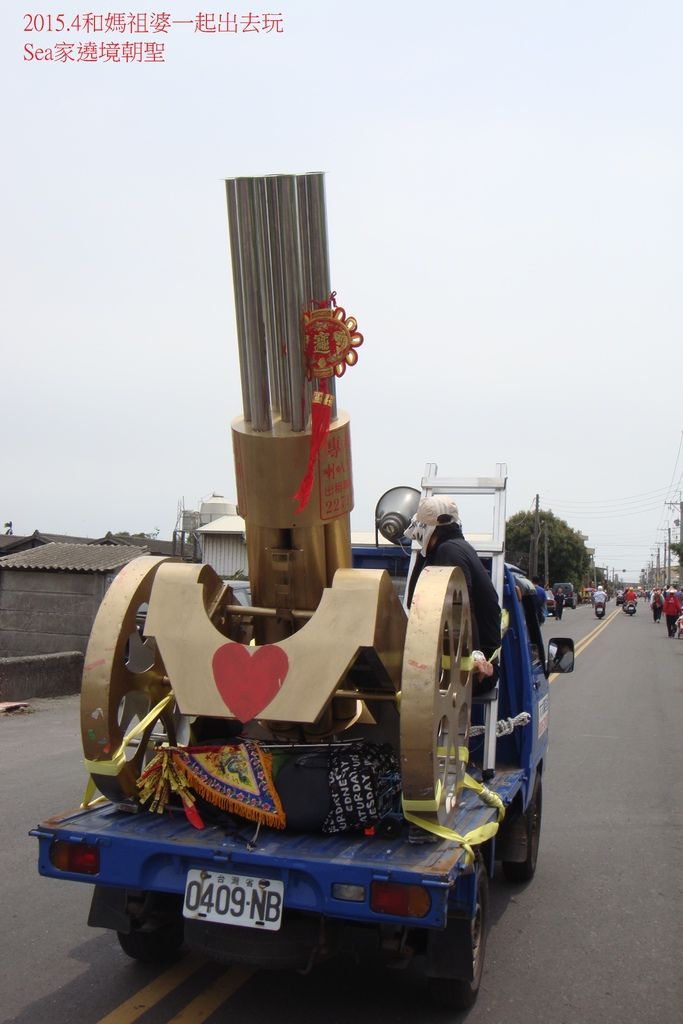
<box><xmin>117</xmin><ymin>922</ymin><xmax>184</xmax><ymax>963</ymax></box>
<box><xmin>428</xmin><ymin>857</ymin><xmax>489</xmax><ymax>1011</ymax></box>
<box><xmin>502</xmin><ymin>773</ymin><xmax>542</xmax><ymax>883</ymax></box>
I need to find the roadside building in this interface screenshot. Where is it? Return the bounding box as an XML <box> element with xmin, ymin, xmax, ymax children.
<box><xmin>0</xmin><ymin>542</ymin><xmax>146</xmax><ymax>658</ymax></box>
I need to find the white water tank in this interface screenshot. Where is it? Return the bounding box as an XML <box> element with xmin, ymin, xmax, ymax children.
<box><xmin>199</xmin><ymin>494</ymin><xmax>236</xmax><ymax>526</ymax></box>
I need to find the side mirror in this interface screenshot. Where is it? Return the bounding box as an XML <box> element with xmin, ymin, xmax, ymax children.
<box><xmin>547</xmin><ymin>637</ymin><xmax>575</xmax><ymax>674</ymax></box>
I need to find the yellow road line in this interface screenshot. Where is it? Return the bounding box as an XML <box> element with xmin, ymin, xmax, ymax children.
<box><xmin>96</xmin><ymin>953</ymin><xmax>206</xmax><ymax>1024</ymax></box>
<box><xmin>167</xmin><ymin>965</ymin><xmax>255</xmax><ymax>1023</ymax></box>
<box><xmin>574</xmin><ymin>608</ymin><xmax>620</xmax><ymax>656</ymax></box>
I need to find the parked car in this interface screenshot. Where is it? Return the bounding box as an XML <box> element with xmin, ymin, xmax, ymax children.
<box><xmin>553</xmin><ymin>582</ymin><xmax>577</xmax><ymax>609</ymax></box>
<box><xmin>545</xmin><ymin>589</ymin><xmax>556</xmax><ymax>616</ymax></box>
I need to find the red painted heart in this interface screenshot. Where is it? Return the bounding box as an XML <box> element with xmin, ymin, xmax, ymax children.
<box><xmin>212</xmin><ymin>643</ymin><xmax>289</xmax><ymax>722</ymax></box>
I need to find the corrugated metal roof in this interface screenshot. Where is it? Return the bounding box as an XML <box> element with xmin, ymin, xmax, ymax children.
<box><xmin>0</xmin><ymin>542</ymin><xmax>147</xmax><ymax>572</ymax></box>
<box><xmin>0</xmin><ymin>531</ymin><xmax>181</xmax><ymax>558</ymax></box>
<box><xmin>196</xmin><ymin>514</ymin><xmax>246</xmax><ymax>535</ymax></box>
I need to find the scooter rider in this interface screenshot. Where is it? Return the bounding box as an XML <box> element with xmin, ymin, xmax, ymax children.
<box><xmin>593</xmin><ymin>585</ymin><xmax>607</xmax><ymax>616</ymax></box>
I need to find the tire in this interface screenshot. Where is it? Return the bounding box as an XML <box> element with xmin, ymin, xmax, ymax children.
<box><xmin>428</xmin><ymin>857</ymin><xmax>489</xmax><ymax>1011</ymax></box>
<box><xmin>502</xmin><ymin>773</ymin><xmax>542</xmax><ymax>883</ymax></box>
<box><xmin>117</xmin><ymin>921</ymin><xmax>184</xmax><ymax>963</ymax></box>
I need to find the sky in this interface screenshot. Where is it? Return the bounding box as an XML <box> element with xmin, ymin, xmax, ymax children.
<box><xmin>3</xmin><ymin>0</ymin><xmax>682</xmax><ymax>581</ymax></box>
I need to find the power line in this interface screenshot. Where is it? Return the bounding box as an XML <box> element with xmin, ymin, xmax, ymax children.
<box><xmin>550</xmin><ymin>505</ymin><xmax>666</xmax><ymax>520</ymax></box>
<box><xmin>542</xmin><ymin>435</ymin><xmax>683</xmax><ymax>582</ymax></box>
<box><xmin>544</xmin><ymin>483</ymin><xmax>675</xmax><ymax>507</ymax></box>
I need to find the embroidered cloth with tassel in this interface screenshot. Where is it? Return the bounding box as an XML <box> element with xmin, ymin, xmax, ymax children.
<box><xmin>137</xmin><ymin>741</ymin><xmax>285</xmax><ymax>831</ymax></box>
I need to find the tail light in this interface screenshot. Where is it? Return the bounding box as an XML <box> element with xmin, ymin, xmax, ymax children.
<box><xmin>50</xmin><ymin>839</ymin><xmax>100</xmax><ymax>875</ymax></box>
<box><xmin>370</xmin><ymin>881</ymin><xmax>431</xmax><ymax>918</ymax></box>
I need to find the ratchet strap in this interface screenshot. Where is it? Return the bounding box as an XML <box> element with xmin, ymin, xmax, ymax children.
<box><xmin>402</xmin><ymin>748</ymin><xmax>506</xmax><ymax>865</ymax></box>
<box><xmin>81</xmin><ymin>691</ymin><xmax>176</xmax><ymax>806</ymax></box>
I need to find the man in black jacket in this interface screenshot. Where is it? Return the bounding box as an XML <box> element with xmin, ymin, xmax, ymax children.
<box><xmin>405</xmin><ymin>496</ymin><xmax>502</xmax><ymax>691</ymax></box>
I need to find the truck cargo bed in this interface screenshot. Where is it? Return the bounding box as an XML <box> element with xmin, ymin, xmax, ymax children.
<box><xmin>32</xmin><ymin>767</ymin><xmax>524</xmax><ymax>931</ymax></box>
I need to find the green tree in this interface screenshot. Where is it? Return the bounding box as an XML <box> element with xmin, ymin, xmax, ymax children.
<box><xmin>114</xmin><ymin>530</ymin><xmax>160</xmax><ymax>540</ymax></box>
<box><xmin>505</xmin><ymin>509</ymin><xmax>591</xmax><ymax>587</ymax></box>
<box><xmin>669</xmin><ymin>542</ymin><xmax>683</xmax><ymax>579</ymax></box>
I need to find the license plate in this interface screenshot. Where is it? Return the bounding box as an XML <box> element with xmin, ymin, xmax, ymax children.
<box><xmin>183</xmin><ymin>869</ymin><xmax>284</xmax><ymax>931</ymax></box>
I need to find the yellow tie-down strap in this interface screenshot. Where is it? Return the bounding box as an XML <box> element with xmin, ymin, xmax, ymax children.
<box><xmin>402</xmin><ymin>761</ymin><xmax>506</xmax><ymax>866</ymax></box>
<box><xmin>81</xmin><ymin>691</ymin><xmax>176</xmax><ymax>808</ymax></box>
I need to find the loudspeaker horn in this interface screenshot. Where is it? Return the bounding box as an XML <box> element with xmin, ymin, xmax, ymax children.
<box><xmin>375</xmin><ymin>486</ymin><xmax>421</xmax><ymax>545</ymax></box>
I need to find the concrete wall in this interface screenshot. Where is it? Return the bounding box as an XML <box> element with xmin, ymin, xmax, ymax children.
<box><xmin>0</xmin><ymin>569</ymin><xmax>110</xmax><ymax>657</ymax></box>
<box><xmin>0</xmin><ymin>651</ymin><xmax>83</xmax><ymax>701</ymax></box>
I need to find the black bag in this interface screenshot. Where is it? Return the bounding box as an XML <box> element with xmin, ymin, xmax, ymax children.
<box><xmin>275</xmin><ymin>743</ymin><xmax>400</xmax><ymax>834</ymax></box>
<box><xmin>274</xmin><ymin>751</ymin><xmax>332</xmax><ymax>831</ymax></box>
<box><xmin>322</xmin><ymin>742</ymin><xmax>400</xmax><ymax>834</ymax></box>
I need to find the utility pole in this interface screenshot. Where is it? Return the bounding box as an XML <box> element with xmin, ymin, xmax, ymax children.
<box><xmin>531</xmin><ymin>494</ymin><xmax>540</xmax><ymax>578</ymax></box>
<box><xmin>664</xmin><ymin>496</ymin><xmax>683</xmax><ymax>584</ymax></box>
<box><xmin>543</xmin><ymin>521</ymin><xmax>549</xmax><ymax>585</ymax></box>
<box><xmin>667</xmin><ymin>527</ymin><xmax>671</xmax><ymax>584</ymax></box>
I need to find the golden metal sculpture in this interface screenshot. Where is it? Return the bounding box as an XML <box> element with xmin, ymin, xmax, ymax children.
<box><xmin>80</xmin><ymin>173</ymin><xmax>475</xmax><ymax>819</ymax></box>
<box><xmin>80</xmin><ymin>557</ymin><xmax>177</xmax><ymax>801</ymax></box>
<box><xmin>399</xmin><ymin>565</ymin><xmax>473</xmax><ymax>826</ymax></box>
<box><xmin>144</xmin><ymin>561</ymin><xmax>405</xmax><ymax>723</ymax></box>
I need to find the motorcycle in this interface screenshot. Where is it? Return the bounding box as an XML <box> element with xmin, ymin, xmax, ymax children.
<box><xmin>594</xmin><ymin>602</ymin><xmax>606</xmax><ymax>619</ymax></box>
<box><xmin>623</xmin><ymin>600</ymin><xmax>637</xmax><ymax>616</ymax></box>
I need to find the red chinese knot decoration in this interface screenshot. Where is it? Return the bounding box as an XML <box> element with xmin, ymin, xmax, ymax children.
<box><xmin>292</xmin><ymin>295</ymin><xmax>363</xmax><ymax>513</ymax></box>
<box><xmin>303</xmin><ymin>303</ymin><xmax>363</xmax><ymax>380</ymax></box>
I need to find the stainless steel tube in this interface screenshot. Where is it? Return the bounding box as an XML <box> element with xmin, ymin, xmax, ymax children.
<box><xmin>297</xmin><ymin>172</ymin><xmax>330</xmax><ymax>308</ymax></box>
<box><xmin>276</xmin><ymin>174</ymin><xmax>306</xmax><ymax>431</ymax></box>
<box><xmin>227</xmin><ymin>172</ymin><xmax>339</xmax><ymax>433</ymax></box>
<box><xmin>297</xmin><ymin>172</ymin><xmax>336</xmax><ymax>410</ymax></box>
<box><xmin>225</xmin><ymin>178</ymin><xmax>252</xmax><ymax>423</ymax></box>
<box><xmin>234</xmin><ymin>177</ymin><xmax>271</xmax><ymax>431</ymax></box>
<box><xmin>264</xmin><ymin>175</ymin><xmax>291</xmax><ymax>424</ymax></box>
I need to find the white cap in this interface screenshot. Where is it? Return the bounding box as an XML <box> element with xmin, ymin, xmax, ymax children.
<box><xmin>414</xmin><ymin>496</ymin><xmax>461</xmax><ymax>526</ymax></box>
<box><xmin>405</xmin><ymin>496</ymin><xmax>461</xmax><ymax>554</ymax></box>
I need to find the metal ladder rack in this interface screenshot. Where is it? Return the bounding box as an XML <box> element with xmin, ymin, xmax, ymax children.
<box><xmin>403</xmin><ymin>462</ymin><xmax>508</xmax><ymax>778</ymax></box>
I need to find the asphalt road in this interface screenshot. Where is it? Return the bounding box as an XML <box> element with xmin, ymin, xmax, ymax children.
<box><xmin>2</xmin><ymin>602</ymin><xmax>682</xmax><ymax>1023</ymax></box>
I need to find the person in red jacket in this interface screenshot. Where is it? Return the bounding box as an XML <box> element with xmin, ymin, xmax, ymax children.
<box><xmin>663</xmin><ymin>586</ymin><xmax>682</xmax><ymax>637</ymax></box>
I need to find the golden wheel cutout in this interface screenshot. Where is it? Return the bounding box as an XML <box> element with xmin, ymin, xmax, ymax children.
<box><xmin>81</xmin><ymin>556</ymin><xmax>180</xmax><ymax>802</ymax></box>
<box><xmin>400</xmin><ymin>566</ymin><xmax>473</xmax><ymax>826</ymax></box>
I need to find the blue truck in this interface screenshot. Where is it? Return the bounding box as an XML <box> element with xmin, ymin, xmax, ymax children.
<box><xmin>33</xmin><ymin>177</ymin><xmax>575</xmax><ymax>1009</ymax></box>
<box><xmin>31</xmin><ymin>559</ymin><xmax>573</xmax><ymax>1011</ymax></box>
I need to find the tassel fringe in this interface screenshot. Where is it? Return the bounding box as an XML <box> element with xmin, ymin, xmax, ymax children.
<box><xmin>292</xmin><ymin>388</ymin><xmax>333</xmax><ymax>513</ymax></box>
<box><xmin>137</xmin><ymin>743</ymin><xmax>286</xmax><ymax>831</ymax></box>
